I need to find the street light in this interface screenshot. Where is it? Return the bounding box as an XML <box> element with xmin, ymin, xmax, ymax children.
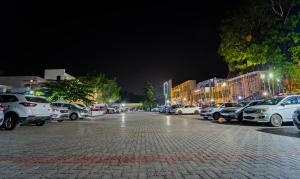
<box><xmin>221</xmin><ymin>82</ymin><xmax>227</xmax><ymax>103</ymax></box>
<box><xmin>260</xmin><ymin>74</ymin><xmax>266</xmax><ymax>92</ymax></box>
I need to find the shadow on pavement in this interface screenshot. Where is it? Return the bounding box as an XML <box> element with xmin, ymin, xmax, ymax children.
<box><xmin>257</xmin><ymin>127</ymin><xmax>300</xmax><ymax>138</ymax></box>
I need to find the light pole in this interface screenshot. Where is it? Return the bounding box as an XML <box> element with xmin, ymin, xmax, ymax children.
<box><xmin>277</xmin><ymin>79</ymin><xmax>281</xmax><ymax>93</ymax></box>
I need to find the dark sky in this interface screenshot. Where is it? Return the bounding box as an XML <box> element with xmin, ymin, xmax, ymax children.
<box><xmin>1</xmin><ymin>0</ymin><xmax>240</xmax><ymax>95</ymax></box>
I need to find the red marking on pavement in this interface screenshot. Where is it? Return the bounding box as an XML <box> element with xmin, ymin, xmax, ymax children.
<box><xmin>0</xmin><ymin>152</ymin><xmax>296</xmax><ymax>165</ymax></box>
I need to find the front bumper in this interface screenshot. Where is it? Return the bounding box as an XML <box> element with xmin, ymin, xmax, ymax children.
<box><xmin>243</xmin><ymin>112</ymin><xmax>270</xmax><ymax>123</ymax></box>
<box><xmin>221</xmin><ymin>112</ymin><xmax>238</xmax><ymax>119</ymax></box>
<box><xmin>51</xmin><ymin>113</ymin><xmax>69</xmax><ymax>120</ymax></box>
<box><xmin>19</xmin><ymin>116</ymin><xmax>52</xmax><ymax>124</ymax></box>
<box><xmin>200</xmin><ymin>113</ymin><xmax>213</xmax><ymax>119</ymax></box>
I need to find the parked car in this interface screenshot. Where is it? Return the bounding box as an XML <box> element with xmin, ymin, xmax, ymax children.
<box><xmin>151</xmin><ymin>107</ymin><xmax>161</xmax><ymax>112</ymax></box>
<box><xmin>292</xmin><ymin>108</ymin><xmax>300</xmax><ymax>129</ymax></box>
<box><xmin>170</xmin><ymin>105</ymin><xmax>200</xmax><ymax>115</ymax></box>
<box><xmin>200</xmin><ymin>102</ymin><xmax>238</xmax><ymax>120</ymax></box>
<box><xmin>0</xmin><ymin>94</ymin><xmax>52</xmax><ymax>129</ymax></box>
<box><xmin>52</xmin><ymin>103</ymin><xmax>89</xmax><ymax>120</ymax></box>
<box><xmin>107</xmin><ymin>107</ymin><xmax>117</xmax><ymax>114</ymax></box>
<box><xmin>220</xmin><ymin>100</ymin><xmax>262</xmax><ymax>122</ymax></box>
<box><xmin>0</xmin><ymin>104</ymin><xmax>4</xmax><ymax>128</ymax></box>
<box><xmin>50</xmin><ymin>104</ymin><xmax>69</xmax><ymax>122</ymax></box>
<box><xmin>243</xmin><ymin>95</ymin><xmax>300</xmax><ymax>127</ymax></box>
<box><xmin>159</xmin><ymin>106</ymin><xmax>169</xmax><ymax>113</ymax></box>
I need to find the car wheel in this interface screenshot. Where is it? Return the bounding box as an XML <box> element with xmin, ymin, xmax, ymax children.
<box><xmin>270</xmin><ymin>114</ymin><xmax>283</xmax><ymax>127</ymax></box>
<box><xmin>213</xmin><ymin>113</ymin><xmax>220</xmax><ymax>120</ymax></box>
<box><xmin>70</xmin><ymin>113</ymin><xmax>78</xmax><ymax>120</ymax></box>
<box><xmin>36</xmin><ymin>121</ymin><xmax>45</xmax><ymax>126</ymax></box>
<box><xmin>3</xmin><ymin>114</ymin><xmax>18</xmax><ymax>130</ymax></box>
<box><xmin>194</xmin><ymin>110</ymin><xmax>200</xmax><ymax>114</ymax></box>
<box><xmin>177</xmin><ymin>110</ymin><xmax>182</xmax><ymax>115</ymax></box>
<box><xmin>238</xmin><ymin>113</ymin><xmax>243</xmax><ymax>122</ymax></box>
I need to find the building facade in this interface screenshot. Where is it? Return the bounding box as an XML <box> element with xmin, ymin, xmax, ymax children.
<box><xmin>171</xmin><ymin>80</ymin><xmax>196</xmax><ymax>105</ymax></box>
<box><xmin>44</xmin><ymin>69</ymin><xmax>75</xmax><ymax>81</ymax></box>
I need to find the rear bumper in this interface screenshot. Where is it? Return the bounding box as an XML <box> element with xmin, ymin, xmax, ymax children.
<box><xmin>51</xmin><ymin>113</ymin><xmax>69</xmax><ymax>119</ymax></box>
<box><xmin>19</xmin><ymin>116</ymin><xmax>52</xmax><ymax>123</ymax></box>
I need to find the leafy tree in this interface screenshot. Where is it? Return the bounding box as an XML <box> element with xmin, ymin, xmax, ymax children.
<box><xmin>142</xmin><ymin>82</ymin><xmax>157</xmax><ymax>111</ymax></box>
<box><xmin>80</xmin><ymin>74</ymin><xmax>121</xmax><ymax>104</ymax></box>
<box><xmin>42</xmin><ymin>79</ymin><xmax>94</xmax><ymax>104</ymax></box>
<box><xmin>219</xmin><ymin>0</ymin><xmax>300</xmax><ymax>91</ymax></box>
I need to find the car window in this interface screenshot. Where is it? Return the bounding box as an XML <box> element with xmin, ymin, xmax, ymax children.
<box><xmin>0</xmin><ymin>95</ymin><xmax>18</xmax><ymax>102</ymax></box>
<box><xmin>283</xmin><ymin>97</ymin><xmax>299</xmax><ymax>105</ymax></box>
<box><xmin>25</xmin><ymin>96</ymin><xmax>49</xmax><ymax>103</ymax></box>
<box><xmin>260</xmin><ymin>97</ymin><xmax>285</xmax><ymax>105</ymax></box>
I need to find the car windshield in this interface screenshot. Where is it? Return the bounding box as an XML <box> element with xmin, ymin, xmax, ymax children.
<box><xmin>238</xmin><ymin>102</ymin><xmax>250</xmax><ymax>107</ymax></box>
<box><xmin>259</xmin><ymin>97</ymin><xmax>285</xmax><ymax>105</ymax></box>
<box><xmin>76</xmin><ymin>104</ymin><xmax>86</xmax><ymax>108</ymax></box>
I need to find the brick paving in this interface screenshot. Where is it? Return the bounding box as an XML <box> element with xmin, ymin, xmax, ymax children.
<box><xmin>0</xmin><ymin>112</ymin><xmax>300</xmax><ymax>178</ymax></box>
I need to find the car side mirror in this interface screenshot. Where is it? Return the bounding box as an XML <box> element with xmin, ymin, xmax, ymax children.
<box><xmin>280</xmin><ymin>103</ymin><xmax>285</xmax><ymax>107</ymax></box>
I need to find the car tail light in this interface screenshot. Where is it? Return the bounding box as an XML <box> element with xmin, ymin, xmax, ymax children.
<box><xmin>20</xmin><ymin>102</ymin><xmax>37</xmax><ymax>107</ymax></box>
<box><xmin>0</xmin><ymin>104</ymin><xmax>4</xmax><ymax>111</ymax></box>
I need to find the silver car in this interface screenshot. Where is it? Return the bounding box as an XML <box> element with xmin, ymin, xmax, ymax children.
<box><xmin>52</xmin><ymin>103</ymin><xmax>89</xmax><ymax>120</ymax></box>
<box><xmin>50</xmin><ymin>105</ymin><xmax>69</xmax><ymax>122</ymax></box>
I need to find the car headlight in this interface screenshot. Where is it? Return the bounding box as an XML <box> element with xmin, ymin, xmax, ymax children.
<box><xmin>53</xmin><ymin>109</ymin><xmax>59</xmax><ymax>112</ymax></box>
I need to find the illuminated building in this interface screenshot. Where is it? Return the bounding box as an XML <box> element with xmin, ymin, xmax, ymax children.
<box><xmin>171</xmin><ymin>80</ymin><xmax>196</xmax><ymax>105</ymax></box>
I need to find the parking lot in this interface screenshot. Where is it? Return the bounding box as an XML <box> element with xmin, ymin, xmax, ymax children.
<box><xmin>1</xmin><ymin>112</ymin><xmax>300</xmax><ymax>178</ymax></box>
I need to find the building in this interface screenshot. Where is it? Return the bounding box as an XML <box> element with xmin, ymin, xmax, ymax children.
<box><xmin>171</xmin><ymin>80</ymin><xmax>196</xmax><ymax>105</ymax></box>
<box><xmin>0</xmin><ymin>76</ymin><xmax>46</xmax><ymax>88</ymax></box>
<box><xmin>163</xmin><ymin>80</ymin><xmax>172</xmax><ymax>105</ymax></box>
<box><xmin>192</xmin><ymin>78</ymin><xmax>226</xmax><ymax>106</ymax></box>
<box><xmin>0</xmin><ymin>85</ymin><xmax>12</xmax><ymax>93</ymax></box>
<box><xmin>44</xmin><ymin>69</ymin><xmax>75</xmax><ymax>81</ymax></box>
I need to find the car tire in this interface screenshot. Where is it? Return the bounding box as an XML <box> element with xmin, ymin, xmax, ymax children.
<box><xmin>238</xmin><ymin>113</ymin><xmax>243</xmax><ymax>122</ymax></box>
<box><xmin>36</xmin><ymin>121</ymin><xmax>45</xmax><ymax>126</ymax></box>
<box><xmin>213</xmin><ymin>113</ymin><xmax>220</xmax><ymax>120</ymax></box>
<box><xmin>70</xmin><ymin>113</ymin><xmax>78</xmax><ymax>120</ymax></box>
<box><xmin>269</xmin><ymin>114</ymin><xmax>283</xmax><ymax>127</ymax></box>
<box><xmin>3</xmin><ymin>114</ymin><xmax>18</xmax><ymax>130</ymax></box>
<box><xmin>177</xmin><ymin>110</ymin><xmax>183</xmax><ymax>115</ymax></box>
<box><xmin>194</xmin><ymin>110</ymin><xmax>200</xmax><ymax>114</ymax></box>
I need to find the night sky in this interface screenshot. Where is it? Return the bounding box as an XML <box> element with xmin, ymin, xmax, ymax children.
<box><xmin>1</xmin><ymin>0</ymin><xmax>240</xmax><ymax>95</ymax></box>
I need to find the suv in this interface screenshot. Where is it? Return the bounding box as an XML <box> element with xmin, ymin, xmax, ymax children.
<box><xmin>200</xmin><ymin>102</ymin><xmax>238</xmax><ymax>120</ymax></box>
<box><xmin>243</xmin><ymin>95</ymin><xmax>300</xmax><ymax>127</ymax></box>
<box><xmin>220</xmin><ymin>100</ymin><xmax>262</xmax><ymax>122</ymax></box>
<box><xmin>52</xmin><ymin>103</ymin><xmax>89</xmax><ymax>120</ymax></box>
<box><xmin>0</xmin><ymin>94</ymin><xmax>52</xmax><ymax>130</ymax></box>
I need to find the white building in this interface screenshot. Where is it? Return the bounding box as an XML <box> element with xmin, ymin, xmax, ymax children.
<box><xmin>44</xmin><ymin>69</ymin><xmax>75</xmax><ymax>81</ymax></box>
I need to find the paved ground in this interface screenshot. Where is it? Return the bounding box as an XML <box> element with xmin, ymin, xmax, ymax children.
<box><xmin>1</xmin><ymin>112</ymin><xmax>300</xmax><ymax>178</ymax></box>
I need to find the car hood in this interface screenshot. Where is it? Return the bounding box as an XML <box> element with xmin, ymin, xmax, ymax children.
<box><xmin>247</xmin><ymin>105</ymin><xmax>271</xmax><ymax>110</ymax></box>
<box><xmin>222</xmin><ymin>107</ymin><xmax>241</xmax><ymax>111</ymax></box>
<box><xmin>51</xmin><ymin>106</ymin><xmax>68</xmax><ymax>110</ymax></box>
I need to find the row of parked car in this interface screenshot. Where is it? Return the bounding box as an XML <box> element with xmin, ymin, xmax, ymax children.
<box><xmin>0</xmin><ymin>93</ymin><xmax>123</xmax><ymax>130</ymax></box>
<box><xmin>155</xmin><ymin>94</ymin><xmax>300</xmax><ymax>129</ymax></box>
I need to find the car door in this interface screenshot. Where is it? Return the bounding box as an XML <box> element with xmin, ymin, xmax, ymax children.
<box><xmin>281</xmin><ymin>97</ymin><xmax>300</xmax><ymax>121</ymax></box>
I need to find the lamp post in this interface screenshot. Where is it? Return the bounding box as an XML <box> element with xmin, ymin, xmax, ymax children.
<box><xmin>276</xmin><ymin>79</ymin><xmax>281</xmax><ymax>94</ymax></box>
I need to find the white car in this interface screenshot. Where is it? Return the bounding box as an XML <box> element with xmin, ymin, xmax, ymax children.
<box><xmin>170</xmin><ymin>105</ymin><xmax>201</xmax><ymax>115</ymax></box>
<box><xmin>200</xmin><ymin>103</ymin><xmax>238</xmax><ymax>120</ymax></box>
<box><xmin>0</xmin><ymin>94</ymin><xmax>52</xmax><ymax>129</ymax></box>
<box><xmin>50</xmin><ymin>105</ymin><xmax>69</xmax><ymax>122</ymax></box>
<box><xmin>0</xmin><ymin>104</ymin><xmax>4</xmax><ymax>127</ymax></box>
<box><xmin>292</xmin><ymin>108</ymin><xmax>300</xmax><ymax>129</ymax></box>
<box><xmin>243</xmin><ymin>95</ymin><xmax>300</xmax><ymax>127</ymax></box>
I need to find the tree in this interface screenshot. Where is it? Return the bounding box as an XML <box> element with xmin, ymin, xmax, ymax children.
<box><xmin>42</xmin><ymin>79</ymin><xmax>94</xmax><ymax>104</ymax></box>
<box><xmin>142</xmin><ymin>82</ymin><xmax>157</xmax><ymax>111</ymax></box>
<box><xmin>219</xmin><ymin>0</ymin><xmax>300</xmax><ymax>91</ymax></box>
<box><xmin>80</xmin><ymin>74</ymin><xmax>121</xmax><ymax>104</ymax></box>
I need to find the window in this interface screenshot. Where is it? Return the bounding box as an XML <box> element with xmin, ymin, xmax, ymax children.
<box><xmin>0</xmin><ymin>95</ymin><xmax>18</xmax><ymax>102</ymax></box>
<box><xmin>283</xmin><ymin>97</ymin><xmax>299</xmax><ymax>105</ymax></box>
<box><xmin>25</xmin><ymin>96</ymin><xmax>49</xmax><ymax>103</ymax></box>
